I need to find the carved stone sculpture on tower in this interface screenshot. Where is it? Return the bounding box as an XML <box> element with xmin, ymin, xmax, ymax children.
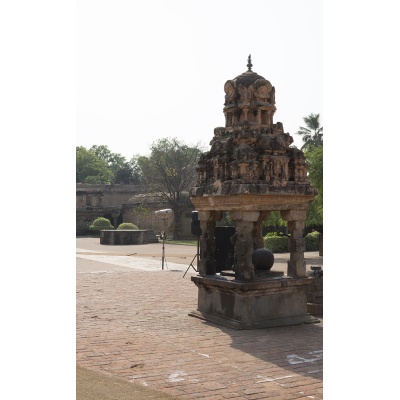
<box><xmin>189</xmin><ymin>56</ymin><xmax>319</xmax><ymax>329</ymax></box>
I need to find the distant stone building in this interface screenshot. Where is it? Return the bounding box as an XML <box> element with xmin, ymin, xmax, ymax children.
<box><xmin>120</xmin><ymin>193</ymin><xmax>194</xmax><ymax>239</ymax></box>
<box><xmin>76</xmin><ymin>183</ymin><xmax>194</xmax><ymax>238</ymax></box>
<box><xmin>76</xmin><ymin>183</ymin><xmax>146</xmax><ymax>234</ymax></box>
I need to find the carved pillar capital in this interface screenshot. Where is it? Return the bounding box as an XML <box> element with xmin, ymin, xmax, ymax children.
<box><xmin>281</xmin><ymin>209</ymin><xmax>307</xmax><ymax>222</ymax></box>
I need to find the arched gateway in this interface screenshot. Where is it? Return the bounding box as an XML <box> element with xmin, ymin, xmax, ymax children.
<box><xmin>189</xmin><ymin>56</ymin><xmax>319</xmax><ymax>329</ymax></box>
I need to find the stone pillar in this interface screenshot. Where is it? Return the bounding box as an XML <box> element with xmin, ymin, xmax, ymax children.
<box><xmin>198</xmin><ymin>211</ymin><xmax>221</xmax><ymax>275</ymax></box>
<box><xmin>230</xmin><ymin>211</ymin><xmax>260</xmax><ymax>281</ymax></box>
<box><xmin>243</xmin><ymin>108</ymin><xmax>248</xmax><ymax>122</ymax></box>
<box><xmin>281</xmin><ymin>210</ymin><xmax>307</xmax><ymax>278</ymax></box>
<box><xmin>257</xmin><ymin>109</ymin><xmax>262</xmax><ymax>125</ymax></box>
<box><xmin>253</xmin><ymin>211</ymin><xmax>269</xmax><ymax>249</ymax></box>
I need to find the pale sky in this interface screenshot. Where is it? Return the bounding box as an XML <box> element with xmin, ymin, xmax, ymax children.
<box><xmin>77</xmin><ymin>0</ymin><xmax>323</xmax><ymax>159</ymax></box>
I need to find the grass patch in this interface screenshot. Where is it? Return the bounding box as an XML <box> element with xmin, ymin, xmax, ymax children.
<box><xmin>165</xmin><ymin>239</ymin><xmax>197</xmax><ymax>246</ymax></box>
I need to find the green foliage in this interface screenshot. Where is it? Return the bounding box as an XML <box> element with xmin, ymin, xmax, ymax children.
<box><xmin>90</xmin><ymin>145</ymin><xmax>141</xmax><ymax>184</ymax></box>
<box><xmin>304</xmin><ymin>146</ymin><xmax>323</xmax><ymax>228</ymax></box>
<box><xmin>305</xmin><ymin>231</ymin><xmax>320</xmax><ymax>251</ymax></box>
<box><xmin>265</xmin><ymin>232</ymin><xmax>282</xmax><ymax>237</ymax></box>
<box><xmin>137</xmin><ymin>137</ymin><xmax>203</xmax><ymax>239</ymax></box>
<box><xmin>296</xmin><ymin>113</ymin><xmax>323</xmax><ymax>150</ymax></box>
<box><xmin>76</xmin><ymin>145</ymin><xmax>141</xmax><ymax>184</ymax></box>
<box><xmin>76</xmin><ymin>146</ymin><xmax>113</xmax><ymax>183</ymax></box>
<box><xmin>295</xmin><ymin>113</ymin><xmax>324</xmax><ymax>228</ymax></box>
<box><xmin>90</xmin><ymin>217</ymin><xmax>114</xmax><ymax>231</ymax></box>
<box><xmin>166</xmin><ymin>239</ymin><xmax>197</xmax><ymax>246</ymax></box>
<box><xmin>137</xmin><ymin>138</ymin><xmax>202</xmax><ymax>193</ymax></box>
<box><xmin>263</xmin><ymin>231</ymin><xmax>320</xmax><ymax>252</ymax></box>
<box><xmin>263</xmin><ymin>235</ymin><xmax>288</xmax><ymax>253</ymax></box>
<box><xmin>220</xmin><ymin>212</ymin><xmax>235</xmax><ymax>226</ymax></box>
<box><xmin>113</xmin><ymin>160</ymin><xmax>141</xmax><ymax>184</ymax></box>
<box><xmin>305</xmin><ymin>146</ymin><xmax>323</xmax><ymax>190</ymax></box>
<box><xmin>262</xmin><ymin>211</ymin><xmax>288</xmax><ymax>236</ymax></box>
<box><xmin>263</xmin><ymin>211</ymin><xmax>287</xmax><ymax>228</ymax></box>
<box><xmin>117</xmin><ymin>223</ymin><xmax>138</xmax><ymax>230</ymax></box>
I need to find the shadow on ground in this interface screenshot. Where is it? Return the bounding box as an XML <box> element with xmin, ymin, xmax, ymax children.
<box><xmin>77</xmin><ymin>365</ymin><xmax>181</xmax><ymax>400</ymax></box>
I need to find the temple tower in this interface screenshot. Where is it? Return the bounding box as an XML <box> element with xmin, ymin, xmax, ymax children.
<box><xmin>189</xmin><ymin>56</ymin><xmax>319</xmax><ymax>329</ymax></box>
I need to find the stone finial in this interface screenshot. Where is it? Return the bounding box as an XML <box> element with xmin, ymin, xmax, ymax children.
<box><xmin>247</xmin><ymin>54</ymin><xmax>252</xmax><ymax>71</ymax></box>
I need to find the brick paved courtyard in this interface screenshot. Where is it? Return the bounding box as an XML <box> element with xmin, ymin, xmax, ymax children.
<box><xmin>76</xmin><ymin>238</ymin><xmax>323</xmax><ymax>399</ymax></box>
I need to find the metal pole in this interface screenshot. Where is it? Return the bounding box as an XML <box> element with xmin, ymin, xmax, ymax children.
<box><xmin>196</xmin><ymin>235</ymin><xmax>200</xmax><ymax>269</ymax></box>
<box><xmin>162</xmin><ymin>235</ymin><xmax>165</xmax><ymax>270</ymax></box>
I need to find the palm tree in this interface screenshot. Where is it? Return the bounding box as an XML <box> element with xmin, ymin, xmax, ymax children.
<box><xmin>296</xmin><ymin>113</ymin><xmax>323</xmax><ymax>150</ymax></box>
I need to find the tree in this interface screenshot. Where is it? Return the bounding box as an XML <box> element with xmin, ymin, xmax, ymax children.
<box><xmin>112</xmin><ymin>160</ymin><xmax>141</xmax><ymax>184</ymax></box>
<box><xmin>89</xmin><ymin>145</ymin><xmax>114</xmax><ymax>164</ymax></box>
<box><xmin>296</xmin><ymin>113</ymin><xmax>323</xmax><ymax>150</ymax></box>
<box><xmin>263</xmin><ymin>211</ymin><xmax>287</xmax><ymax>234</ymax></box>
<box><xmin>90</xmin><ymin>145</ymin><xmax>141</xmax><ymax>184</ymax></box>
<box><xmin>75</xmin><ymin>145</ymin><xmax>141</xmax><ymax>184</ymax></box>
<box><xmin>136</xmin><ymin>137</ymin><xmax>203</xmax><ymax>239</ymax></box>
<box><xmin>76</xmin><ymin>146</ymin><xmax>113</xmax><ymax>183</ymax></box>
<box><xmin>304</xmin><ymin>145</ymin><xmax>323</xmax><ymax>229</ymax></box>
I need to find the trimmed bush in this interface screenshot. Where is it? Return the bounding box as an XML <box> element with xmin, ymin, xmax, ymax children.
<box><xmin>263</xmin><ymin>231</ymin><xmax>320</xmax><ymax>253</ymax></box>
<box><xmin>305</xmin><ymin>231</ymin><xmax>320</xmax><ymax>251</ymax></box>
<box><xmin>263</xmin><ymin>235</ymin><xmax>288</xmax><ymax>253</ymax></box>
<box><xmin>90</xmin><ymin>217</ymin><xmax>114</xmax><ymax>231</ymax></box>
<box><xmin>117</xmin><ymin>223</ymin><xmax>139</xmax><ymax>230</ymax></box>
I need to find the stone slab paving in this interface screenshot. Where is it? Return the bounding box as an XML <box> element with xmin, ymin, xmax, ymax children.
<box><xmin>76</xmin><ymin>238</ymin><xmax>323</xmax><ymax>399</ymax></box>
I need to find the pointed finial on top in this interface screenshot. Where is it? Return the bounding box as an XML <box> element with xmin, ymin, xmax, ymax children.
<box><xmin>247</xmin><ymin>54</ymin><xmax>253</xmax><ymax>71</ymax></box>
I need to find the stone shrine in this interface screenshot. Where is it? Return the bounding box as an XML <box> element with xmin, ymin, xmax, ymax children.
<box><xmin>189</xmin><ymin>56</ymin><xmax>319</xmax><ymax>329</ymax></box>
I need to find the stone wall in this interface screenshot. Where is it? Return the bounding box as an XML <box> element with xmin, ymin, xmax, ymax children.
<box><xmin>76</xmin><ymin>183</ymin><xmax>195</xmax><ymax>238</ymax></box>
<box><xmin>76</xmin><ymin>183</ymin><xmax>148</xmax><ymax>234</ymax></box>
<box><xmin>121</xmin><ymin>200</ymin><xmax>194</xmax><ymax>239</ymax></box>
<box><xmin>100</xmin><ymin>230</ymin><xmax>159</xmax><ymax>245</ymax></box>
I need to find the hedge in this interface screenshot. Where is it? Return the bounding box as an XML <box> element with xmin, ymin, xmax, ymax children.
<box><xmin>89</xmin><ymin>217</ymin><xmax>114</xmax><ymax>231</ymax></box>
<box><xmin>263</xmin><ymin>235</ymin><xmax>288</xmax><ymax>253</ymax></box>
<box><xmin>263</xmin><ymin>232</ymin><xmax>320</xmax><ymax>253</ymax></box>
<box><xmin>305</xmin><ymin>231</ymin><xmax>320</xmax><ymax>251</ymax></box>
<box><xmin>117</xmin><ymin>223</ymin><xmax>139</xmax><ymax>230</ymax></box>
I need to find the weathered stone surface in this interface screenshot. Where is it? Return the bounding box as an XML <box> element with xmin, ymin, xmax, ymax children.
<box><xmin>307</xmin><ymin>268</ymin><xmax>323</xmax><ymax>316</ymax></box>
<box><xmin>188</xmin><ymin>57</ymin><xmax>318</xmax><ymax>328</ymax></box>
<box><xmin>190</xmin><ymin>58</ymin><xmax>317</xmax><ymax>281</ymax></box>
<box><xmin>190</xmin><ymin>275</ymin><xmax>319</xmax><ymax>329</ymax></box>
<box><xmin>287</xmin><ymin>260</ymin><xmax>307</xmax><ymax>278</ymax></box>
<box><xmin>76</xmin><ymin>184</ymin><xmax>195</xmax><ymax>238</ymax></box>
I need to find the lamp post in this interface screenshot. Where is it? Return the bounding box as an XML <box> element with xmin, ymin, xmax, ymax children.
<box><xmin>154</xmin><ymin>209</ymin><xmax>173</xmax><ymax>270</ymax></box>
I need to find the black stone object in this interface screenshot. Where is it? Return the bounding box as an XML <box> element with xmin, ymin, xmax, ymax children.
<box><xmin>252</xmin><ymin>248</ymin><xmax>274</xmax><ymax>271</ymax></box>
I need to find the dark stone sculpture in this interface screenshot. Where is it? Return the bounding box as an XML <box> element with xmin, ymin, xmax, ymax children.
<box><xmin>252</xmin><ymin>248</ymin><xmax>274</xmax><ymax>271</ymax></box>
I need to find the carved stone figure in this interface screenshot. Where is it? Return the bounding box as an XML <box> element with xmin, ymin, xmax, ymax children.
<box><xmin>224</xmin><ymin>80</ymin><xmax>236</xmax><ymax>103</ymax></box>
<box><xmin>238</xmin><ymin>84</ymin><xmax>255</xmax><ymax>104</ymax></box>
<box><xmin>270</xmin><ymin>86</ymin><xmax>275</xmax><ymax>104</ymax></box>
<box><xmin>254</xmin><ymin>78</ymin><xmax>272</xmax><ymax>101</ymax></box>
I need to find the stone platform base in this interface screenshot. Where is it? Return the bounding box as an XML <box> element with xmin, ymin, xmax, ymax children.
<box><xmin>100</xmin><ymin>230</ymin><xmax>159</xmax><ymax>245</ymax></box>
<box><xmin>190</xmin><ymin>275</ymin><xmax>320</xmax><ymax>330</ymax></box>
<box><xmin>307</xmin><ymin>302</ymin><xmax>323</xmax><ymax>317</ymax></box>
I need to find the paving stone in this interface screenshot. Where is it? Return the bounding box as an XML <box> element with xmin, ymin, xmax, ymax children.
<box><xmin>76</xmin><ymin>238</ymin><xmax>323</xmax><ymax>400</ymax></box>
